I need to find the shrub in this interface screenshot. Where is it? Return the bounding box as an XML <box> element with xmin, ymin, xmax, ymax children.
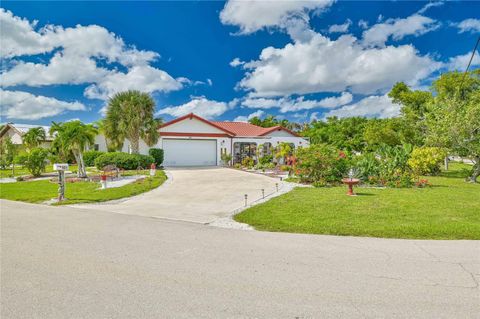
<box><xmin>83</xmin><ymin>150</ymin><xmax>105</xmax><ymax>167</ymax></box>
<box><xmin>149</xmin><ymin>148</ymin><xmax>164</xmax><ymax>166</ymax></box>
<box><xmin>221</xmin><ymin>152</ymin><xmax>232</xmax><ymax>166</ymax></box>
<box><xmin>408</xmin><ymin>147</ymin><xmax>447</xmax><ymax>176</ymax></box>
<box><xmin>259</xmin><ymin>154</ymin><xmax>273</xmax><ymax>165</ymax></box>
<box><xmin>24</xmin><ymin>148</ymin><xmax>49</xmax><ymax>177</ymax></box>
<box><xmin>94</xmin><ymin>152</ymin><xmax>154</xmax><ymax>170</ymax></box>
<box><xmin>241</xmin><ymin>156</ymin><xmax>254</xmax><ymax>168</ymax></box>
<box><xmin>14</xmin><ymin>153</ymin><xmax>28</xmax><ymax>165</ymax></box>
<box><xmin>296</xmin><ymin>144</ymin><xmax>349</xmax><ymax>184</ymax></box>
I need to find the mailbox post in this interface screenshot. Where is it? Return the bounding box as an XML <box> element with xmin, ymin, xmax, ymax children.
<box><xmin>53</xmin><ymin>163</ymin><xmax>69</xmax><ymax>201</ymax></box>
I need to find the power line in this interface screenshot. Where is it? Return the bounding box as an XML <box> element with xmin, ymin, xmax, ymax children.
<box><xmin>460</xmin><ymin>36</ymin><xmax>480</xmax><ymax>89</ymax></box>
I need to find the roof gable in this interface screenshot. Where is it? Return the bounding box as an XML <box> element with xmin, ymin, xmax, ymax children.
<box><xmin>159</xmin><ymin>113</ymin><xmax>300</xmax><ymax>137</ymax></box>
<box><xmin>160</xmin><ymin>113</ymin><xmax>235</xmax><ymax>136</ymax></box>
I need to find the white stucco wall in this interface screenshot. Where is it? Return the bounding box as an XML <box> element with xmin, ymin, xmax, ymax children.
<box><xmin>160</xmin><ymin>117</ymin><xmax>225</xmax><ymax>134</ymax></box>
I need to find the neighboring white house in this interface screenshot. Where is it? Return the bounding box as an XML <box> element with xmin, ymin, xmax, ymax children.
<box><xmin>0</xmin><ymin>123</ymin><xmax>55</xmax><ymax>149</ymax></box>
<box><xmin>1</xmin><ymin>113</ymin><xmax>309</xmax><ymax>167</ymax></box>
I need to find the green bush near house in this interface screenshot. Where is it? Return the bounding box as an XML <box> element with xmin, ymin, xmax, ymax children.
<box><xmin>24</xmin><ymin>148</ymin><xmax>49</xmax><ymax>177</ymax></box>
<box><xmin>83</xmin><ymin>150</ymin><xmax>105</xmax><ymax>167</ymax></box>
<box><xmin>94</xmin><ymin>152</ymin><xmax>154</xmax><ymax>170</ymax></box>
<box><xmin>148</xmin><ymin>148</ymin><xmax>164</xmax><ymax>167</ymax></box>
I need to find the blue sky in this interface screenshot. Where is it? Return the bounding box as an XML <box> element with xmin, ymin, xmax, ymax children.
<box><xmin>1</xmin><ymin>1</ymin><xmax>479</xmax><ymax>125</ymax></box>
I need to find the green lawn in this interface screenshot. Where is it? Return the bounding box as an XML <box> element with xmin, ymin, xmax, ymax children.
<box><xmin>0</xmin><ymin>165</ymin><xmax>78</xmax><ymax>178</ymax></box>
<box><xmin>0</xmin><ymin>170</ymin><xmax>167</xmax><ymax>205</ymax></box>
<box><xmin>235</xmin><ymin>163</ymin><xmax>480</xmax><ymax>239</ymax></box>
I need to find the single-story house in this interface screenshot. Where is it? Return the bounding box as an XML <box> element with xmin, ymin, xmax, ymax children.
<box><xmin>0</xmin><ymin>123</ymin><xmax>55</xmax><ymax>149</ymax></box>
<box><xmin>1</xmin><ymin>113</ymin><xmax>309</xmax><ymax>167</ymax></box>
<box><xmin>157</xmin><ymin>113</ymin><xmax>309</xmax><ymax>166</ymax></box>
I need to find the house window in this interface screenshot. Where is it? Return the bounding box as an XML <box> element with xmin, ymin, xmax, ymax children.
<box><xmin>262</xmin><ymin>142</ymin><xmax>272</xmax><ymax>156</ymax></box>
<box><xmin>93</xmin><ymin>144</ymin><xmax>99</xmax><ymax>151</ymax></box>
<box><xmin>233</xmin><ymin>142</ymin><xmax>257</xmax><ymax>164</ymax></box>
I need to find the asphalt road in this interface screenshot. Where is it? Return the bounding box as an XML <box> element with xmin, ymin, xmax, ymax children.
<box><xmin>1</xmin><ymin>200</ymin><xmax>479</xmax><ymax>318</ymax></box>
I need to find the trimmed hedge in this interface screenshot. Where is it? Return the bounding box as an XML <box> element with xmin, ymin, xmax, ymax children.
<box><xmin>94</xmin><ymin>152</ymin><xmax>154</xmax><ymax>170</ymax></box>
<box><xmin>83</xmin><ymin>150</ymin><xmax>105</xmax><ymax>167</ymax></box>
<box><xmin>149</xmin><ymin>148</ymin><xmax>164</xmax><ymax>166</ymax></box>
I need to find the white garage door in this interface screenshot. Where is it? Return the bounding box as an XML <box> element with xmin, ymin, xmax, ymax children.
<box><xmin>163</xmin><ymin>139</ymin><xmax>217</xmax><ymax>166</ymax></box>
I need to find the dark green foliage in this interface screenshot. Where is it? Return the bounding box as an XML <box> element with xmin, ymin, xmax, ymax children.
<box><xmin>83</xmin><ymin>150</ymin><xmax>105</xmax><ymax>167</ymax></box>
<box><xmin>148</xmin><ymin>148</ymin><xmax>164</xmax><ymax>166</ymax></box>
<box><xmin>94</xmin><ymin>152</ymin><xmax>154</xmax><ymax>170</ymax></box>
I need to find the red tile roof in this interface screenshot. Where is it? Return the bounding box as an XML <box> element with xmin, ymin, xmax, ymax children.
<box><xmin>161</xmin><ymin>113</ymin><xmax>299</xmax><ymax>137</ymax></box>
<box><xmin>211</xmin><ymin>121</ymin><xmax>273</xmax><ymax>137</ymax></box>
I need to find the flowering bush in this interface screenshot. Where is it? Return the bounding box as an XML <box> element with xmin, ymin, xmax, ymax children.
<box><xmin>408</xmin><ymin>147</ymin><xmax>447</xmax><ymax>176</ymax></box>
<box><xmin>295</xmin><ymin>144</ymin><xmax>349</xmax><ymax>185</ymax></box>
<box><xmin>241</xmin><ymin>156</ymin><xmax>254</xmax><ymax>168</ymax></box>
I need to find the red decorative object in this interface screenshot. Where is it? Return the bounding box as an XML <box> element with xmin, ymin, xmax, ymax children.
<box><xmin>101</xmin><ymin>175</ymin><xmax>107</xmax><ymax>181</ymax></box>
<box><xmin>341</xmin><ymin>178</ymin><xmax>360</xmax><ymax>196</ymax></box>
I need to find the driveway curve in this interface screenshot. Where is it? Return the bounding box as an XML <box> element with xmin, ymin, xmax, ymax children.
<box><xmin>71</xmin><ymin>167</ymin><xmax>283</xmax><ymax>223</ymax></box>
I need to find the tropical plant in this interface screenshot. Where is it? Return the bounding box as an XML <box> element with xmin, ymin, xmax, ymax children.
<box><xmin>104</xmin><ymin>90</ymin><xmax>159</xmax><ymax>154</ymax></box>
<box><xmin>50</xmin><ymin>121</ymin><xmax>98</xmax><ymax>178</ymax></box>
<box><xmin>220</xmin><ymin>152</ymin><xmax>232</xmax><ymax>166</ymax></box>
<box><xmin>408</xmin><ymin>147</ymin><xmax>447</xmax><ymax>176</ymax></box>
<box><xmin>274</xmin><ymin>142</ymin><xmax>293</xmax><ymax>164</ymax></box>
<box><xmin>295</xmin><ymin>144</ymin><xmax>349</xmax><ymax>185</ymax></box>
<box><xmin>22</xmin><ymin>127</ymin><xmax>46</xmax><ymax>150</ymax></box>
<box><xmin>94</xmin><ymin>152</ymin><xmax>154</xmax><ymax>170</ymax></box>
<box><xmin>0</xmin><ymin>137</ymin><xmax>18</xmax><ymax>175</ymax></box>
<box><xmin>24</xmin><ymin>148</ymin><xmax>49</xmax><ymax>177</ymax></box>
<box><xmin>149</xmin><ymin>148</ymin><xmax>164</xmax><ymax>167</ymax></box>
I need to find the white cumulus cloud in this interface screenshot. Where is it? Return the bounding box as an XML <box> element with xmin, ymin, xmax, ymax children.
<box><xmin>328</xmin><ymin>19</ymin><xmax>352</xmax><ymax>33</ymax></box>
<box><xmin>239</xmin><ymin>33</ymin><xmax>440</xmax><ymax>97</ymax></box>
<box><xmin>454</xmin><ymin>18</ymin><xmax>480</xmax><ymax>34</ymax></box>
<box><xmin>0</xmin><ymin>9</ymin><xmax>184</xmax><ymax>102</ymax></box>
<box><xmin>242</xmin><ymin>92</ymin><xmax>353</xmax><ymax>113</ymax></box>
<box><xmin>0</xmin><ymin>89</ymin><xmax>86</xmax><ymax>120</ymax></box>
<box><xmin>157</xmin><ymin>97</ymin><xmax>230</xmax><ymax>119</ymax></box>
<box><xmin>321</xmin><ymin>94</ymin><xmax>400</xmax><ymax>119</ymax></box>
<box><xmin>446</xmin><ymin>51</ymin><xmax>480</xmax><ymax>71</ymax></box>
<box><xmin>362</xmin><ymin>14</ymin><xmax>439</xmax><ymax>47</ymax></box>
<box><xmin>219</xmin><ymin>0</ymin><xmax>333</xmax><ymax>34</ymax></box>
<box><xmin>233</xmin><ymin>110</ymin><xmax>265</xmax><ymax>122</ymax></box>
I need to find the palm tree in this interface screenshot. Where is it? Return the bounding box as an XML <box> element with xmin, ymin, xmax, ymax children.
<box><xmin>50</xmin><ymin>121</ymin><xmax>97</xmax><ymax>178</ymax></box>
<box><xmin>104</xmin><ymin>91</ymin><xmax>159</xmax><ymax>154</ymax></box>
<box><xmin>22</xmin><ymin>127</ymin><xmax>46</xmax><ymax>150</ymax></box>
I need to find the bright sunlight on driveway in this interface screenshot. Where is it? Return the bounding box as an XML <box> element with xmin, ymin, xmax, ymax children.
<box><xmin>69</xmin><ymin>167</ymin><xmax>282</xmax><ymax>223</ymax></box>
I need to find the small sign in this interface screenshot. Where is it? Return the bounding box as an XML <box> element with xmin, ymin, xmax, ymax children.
<box><xmin>53</xmin><ymin>163</ymin><xmax>69</xmax><ymax>171</ymax></box>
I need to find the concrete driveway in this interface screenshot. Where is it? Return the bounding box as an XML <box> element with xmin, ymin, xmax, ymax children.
<box><xmin>1</xmin><ymin>200</ymin><xmax>479</xmax><ymax>318</ymax></box>
<box><xmin>72</xmin><ymin>167</ymin><xmax>282</xmax><ymax>223</ymax></box>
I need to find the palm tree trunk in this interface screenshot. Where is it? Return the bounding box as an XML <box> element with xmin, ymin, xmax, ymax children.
<box><xmin>77</xmin><ymin>150</ymin><xmax>87</xmax><ymax>178</ymax></box>
<box><xmin>130</xmin><ymin>136</ymin><xmax>140</xmax><ymax>154</ymax></box>
<box><xmin>73</xmin><ymin>150</ymin><xmax>87</xmax><ymax>178</ymax></box>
